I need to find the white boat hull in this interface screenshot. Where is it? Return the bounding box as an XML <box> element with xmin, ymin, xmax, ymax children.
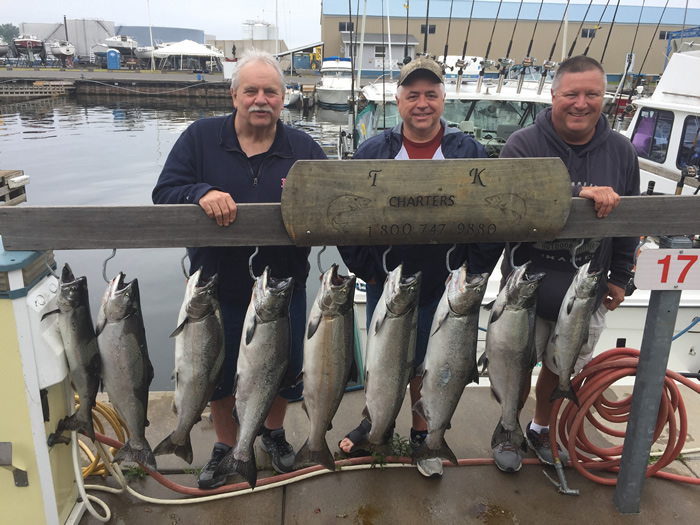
<box><xmin>316</xmin><ymin>87</ymin><xmax>355</xmax><ymax>109</ymax></box>
<box><xmin>50</xmin><ymin>42</ymin><xmax>75</xmax><ymax>59</ymax></box>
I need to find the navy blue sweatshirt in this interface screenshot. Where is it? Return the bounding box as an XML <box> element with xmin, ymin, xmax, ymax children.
<box><xmin>499</xmin><ymin>108</ymin><xmax>640</xmax><ymax>321</ymax></box>
<box><xmin>152</xmin><ymin>110</ymin><xmax>327</xmax><ymax>306</ymax></box>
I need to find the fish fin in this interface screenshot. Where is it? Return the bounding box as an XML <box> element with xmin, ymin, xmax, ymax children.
<box><xmin>490</xmin><ymin>418</ymin><xmax>525</xmax><ymax>451</ymax></box>
<box><xmin>550</xmin><ymin>383</ymin><xmax>580</xmax><ymax>407</ymax></box>
<box><xmin>490</xmin><ymin>387</ymin><xmax>501</xmax><ymax>405</ymax></box>
<box><xmin>348</xmin><ymin>358</ymin><xmax>359</xmax><ymax>384</ymax></box>
<box><xmin>40</xmin><ymin>309</ymin><xmax>60</xmax><ymax>322</ymax></box>
<box><xmin>301</xmin><ymin>400</ymin><xmax>309</xmax><ymax>419</ymax></box>
<box><xmin>113</xmin><ymin>439</ymin><xmax>158</xmax><ymax>472</ymax></box>
<box><xmin>306</xmin><ymin>310</ymin><xmax>322</xmax><ymax>340</ymax></box>
<box><xmin>361</xmin><ymin>405</ymin><xmax>371</xmax><ymax>423</ymax></box>
<box><xmin>413</xmin><ymin>440</ymin><xmax>458</xmax><ymax>467</ymax></box>
<box><xmin>372</xmin><ymin>300</ymin><xmax>388</xmax><ymax>335</ymax></box>
<box><xmin>430</xmin><ymin>306</ymin><xmax>450</xmax><ymax>337</ymax></box>
<box><xmin>57</xmin><ymin>412</ymin><xmax>96</xmax><ymax>442</ymax></box>
<box><xmin>169</xmin><ymin>317</ymin><xmax>189</xmax><ymax>338</ymax></box>
<box><xmin>483</xmin><ymin>299</ymin><xmax>496</xmax><ymax>311</ymax></box>
<box><xmin>171</xmin><ymin>396</ymin><xmax>178</xmax><ymax>415</ymax></box>
<box><xmin>477</xmin><ymin>352</ymin><xmax>489</xmax><ymax>374</ymax></box>
<box><xmin>153</xmin><ymin>433</ymin><xmax>194</xmax><ymax>464</ymax></box>
<box><xmin>245</xmin><ymin>316</ymin><xmax>257</xmax><ymax>346</ymax></box>
<box><xmin>327</xmin><ymin>421</ymin><xmax>333</xmax><ymax>432</ymax></box>
<box><xmin>95</xmin><ymin>310</ymin><xmax>106</xmax><ymax>337</ymax></box>
<box><xmin>293</xmin><ymin>439</ymin><xmax>336</xmax><ymax>472</ymax></box>
<box><xmin>566</xmin><ymin>295</ymin><xmax>576</xmax><ymax>316</ymax></box>
<box><xmin>215</xmin><ymin>448</ymin><xmax>258</xmax><ymax>489</ymax></box>
<box><xmin>489</xmin><ymin>301</ymin><xmax>505</xmax><ymax>323</ymax></box>
<box><xmin>412</xmin><ymin>399</ymin><xmax>427</xmax><ymax>422</ymax></box>
<box><xmin>468</xmin><ymin>364</ymin><xmax>480</xmax><ymax>386</ymax></box>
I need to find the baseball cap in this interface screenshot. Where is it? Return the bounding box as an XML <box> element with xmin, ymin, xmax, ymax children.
<box><xmin>398</xmin><ymin>56</ymin><xmax>444</xmax><ymax>86</ymax></box>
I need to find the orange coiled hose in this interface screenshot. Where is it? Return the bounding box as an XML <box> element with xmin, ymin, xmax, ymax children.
<box><xmin>550</xmin><ymin>347</ymin><xmax>700</xmax><ymax>485</ymax></box>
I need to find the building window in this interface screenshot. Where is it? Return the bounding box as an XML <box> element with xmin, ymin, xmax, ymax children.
<box><xmin>375</xmin><ymin>45</ymin><xmax>385</xmax><ymax>58</ymax></box>
<box><xmin>421</xmin><ymin>24</ymin><xmax>436</xmax><ymax>34</ymax></box>
<box><xmin>339</xmin><ymin>22</ymin><xmax>354</xmax><ymax>32</ymax></box>
<box><xmin>659</xmin><ymin>30</ymin><xmax>670</xmax><ymax>40</ymax></box>
<box><xmin>581</xmin><ymin>28</ymin><xmax>596</xmax><ymax>38</ymax></box>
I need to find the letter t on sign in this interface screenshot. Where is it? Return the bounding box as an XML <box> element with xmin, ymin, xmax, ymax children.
<box><xmin>368</xmin><ymin>170</ymin><xmax>381</xmax><ymax>187</ymax></box>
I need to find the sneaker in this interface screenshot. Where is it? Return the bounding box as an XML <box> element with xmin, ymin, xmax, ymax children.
<box><xmin>260</xmin><ymin>428</ymin><xmax>295</xmax><ymax>474</ymax></box>
<box><xmin>526</xmin><ymin>422</ymin><xmax>570</xmax><ymax>466</ymax></box>
<box><xmin>493</xmin><ymin>441</ymin><xmax>522</xmax><ymax>473</ymax></box>
<box><xmin>416</xmin><ymin>457</ymin><xmax>444</xmax><ymax>478</ymax></box>
<box><xmin>198</xmin><ymin>442</ymin><xmax>231</xmax><ymax>489</ymax></box>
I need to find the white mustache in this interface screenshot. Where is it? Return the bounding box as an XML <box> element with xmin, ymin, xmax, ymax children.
<box><xmin>249</xmin><ymin>105</ymin><xmax>273</xmax><ymax>113</ymax></box>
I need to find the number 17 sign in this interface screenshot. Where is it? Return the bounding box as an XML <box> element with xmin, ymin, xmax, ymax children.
<box><xmin>634</xmin><ymin>249</ymin><xmax>700</xmax><ymax>291</ymax></box>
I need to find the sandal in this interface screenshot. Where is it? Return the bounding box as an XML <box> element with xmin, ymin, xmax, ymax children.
<box><xmin>338</xmin><ymin>419</ymin><xmax>372</xmax><ymax>458</ymax></box>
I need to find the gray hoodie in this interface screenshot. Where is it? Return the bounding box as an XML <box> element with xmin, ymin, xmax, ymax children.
<box><xmin>499</xmin><ymin>107</ymin><xmax>640</xmax><ymax>321</ymax></box>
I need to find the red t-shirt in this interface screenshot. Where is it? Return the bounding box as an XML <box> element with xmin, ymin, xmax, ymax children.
<box><xmin>401</xmin><ymin>126</ymin><xmax>444</xmax><ymax>159</ymax></box>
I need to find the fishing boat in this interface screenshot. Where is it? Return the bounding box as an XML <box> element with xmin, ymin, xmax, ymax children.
<box><xmin>12</xmin><ymin>34</ymin><xmax>43</xmax><ymax>55</ymax></box>
<box><xmin>625</xmin><ymin>50</ymin><xmax>700</xmax><ymax>197</ymax></box>
<box><xmin>316</xmin><ymin>57</ymin><xmax>358</xmax><ymax>110</ymax></box>
<box><xmin>104</xmin><ymin>35</ymin><xmax>139</xmax><ymax>56</ymax></box>
<box><xmin>285</xmin><ymin>86</ymin><xmax>302</xmax><ymax>108</ymax></box>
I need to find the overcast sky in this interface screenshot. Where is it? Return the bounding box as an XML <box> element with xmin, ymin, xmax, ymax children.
<box><xmin>2</xmin><ymin>0</ymin><xmax>695</xmax><ymax>49</ymax></box>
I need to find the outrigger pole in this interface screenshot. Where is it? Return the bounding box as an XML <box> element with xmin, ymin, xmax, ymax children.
<box><xmin>539</xmin><ymin>0</ymin><xmax>572</xmax><ymax>95</ymax></box>
<box><xmin>497</xmin><ymin>0</ymin><xmax>524</xmax><ymax>94</ymax></box>
<box><xmin>567</xmin><ymin>0</ymin><xmax>595</xmax><ymax>59</ymax></box>
<box><xmin>609</xmin><ymin>0</ymin><xmax>646</xmax><ymax>120</ymax></box>
<box><xmin>517</xmin><ymin>0</ymin><xmax>545</xmax><ymax>94</ymax></box>
<box><xmin>455</xmin><ymin>0</ymin><xmax>476</xmax><ymax>93</ymax></box>
<box><xmin>477</xmin><ymin>0</ymin><xmax>504</xmax><ymax>93</ymax></box>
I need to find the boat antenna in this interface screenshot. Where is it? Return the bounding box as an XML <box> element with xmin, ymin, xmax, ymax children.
<box><xmin>609</xmin><ymin>0</ymin><xmax>646</xmax><ymax>121</ymax></box>
<box><xmin>497</xmin><ymin>0</ymin><xmax>524</xmax><ymax>94</ymax></box>
<box><xmin>582</xmin><ymin>0</ymin><xmax>611</xmax><ymax>57</ymax></box>
<box><xmin>404</xmin><ymin>0</ymin><xmax>410</xmax><ymax>59</ymax></box>
<box><xmin>600</xmin><ymin>0</ymin><xmax>622</xmax><ymax>65</ymax></box>
<box><xmin>516</xmin><ymin>0</ymin><xmax>545</xmax><ymax>94</ymax></box>
<box><xmin>680</xmin><ymin>0</ymin><xmax>689</xmax><ymax>46</ymax></box>
<box><xmin>567</xmin><ymin>0</ymin><xmax>595</xmax><ymax>59</ymax></box>
<box><xmin>477</xmin><ymin>0</ymin><xmax>504</xmax><ymax>93</ymax></box>
<box><xmin>455</xmin><ymin>0</ymin><xmax>477</xmax><ymax>93</ymax></box>
<box><xmin>442</xmin><ymin>0</ymin><xmax>455</xmax><ymax>69</ymax></box>
<box><xmin>423</xmin><ymin>0</ymin><xmax>431</xmax><ymax>53</ymax></box>
<box><xmin>538</xmin><ymin>0</ymin><xmax>572</xmax><ymax>95</ymax></box>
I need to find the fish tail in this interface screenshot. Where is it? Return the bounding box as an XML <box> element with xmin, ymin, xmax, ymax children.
<box><xmin>293</xmin><ymin>439</ymin><xmax>336</xmax><ymax>472</ymax></box>
<box><xmin>491</xmin><ymin>418</ymin><xmax>526</xmax><ymax>451</ymax></box>
<box><xmin>153</xmin><ymin>433</ymin><xmax>194</xmax><ymax>465</ymax></box>
<box><xmin>113</xmin><ymin>439</ymin><xmax>157</xmax><ymax>472</ymax></box>
<box><xmin>413</xmin><ymin>438</ymin><xmax>458</xmax><ymax>467</ymax></box>
<box><xmin>58</xmin><ymin>412</ymin><xmax>96</xmax><ymax>442</ymax></box>
<box><xmin>214</xmin><ymin>448</ymin><xmax>258</xmax><ymax>489</ymax></box>
<box><xmin>550</xmin><ymin>383</ymin><xmax>580</xmax><ymax>407</ymax></box>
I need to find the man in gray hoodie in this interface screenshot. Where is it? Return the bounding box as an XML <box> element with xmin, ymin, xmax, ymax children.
<box><xmin>493</xmin><ymin>55</ymin><xmax>640</xmax><ymax>472</ymax></box>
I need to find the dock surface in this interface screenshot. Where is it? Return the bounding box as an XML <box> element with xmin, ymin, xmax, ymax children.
<box><xmin>77</xmin><ymin>384</ymin><xmax>699</xmax><ymax>524</ymax></box>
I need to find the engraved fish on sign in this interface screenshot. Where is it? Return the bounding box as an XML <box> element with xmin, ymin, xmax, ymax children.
<box><xmin>327</xmin><ymin>194</ymin><xmax>372</xmax><ymax>233</ymax></box>
<box><xmin>484</xmin><ymin>194</ymin><xmax>526</xmax><ymax>224</ymax></box>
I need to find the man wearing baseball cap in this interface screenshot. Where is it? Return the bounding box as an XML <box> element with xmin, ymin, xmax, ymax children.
<box><xmin>337</xmin><ymin>55</ymin><xmax>503</xmax><ymax>478</ymax></box>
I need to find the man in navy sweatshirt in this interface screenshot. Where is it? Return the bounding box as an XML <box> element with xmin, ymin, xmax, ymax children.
<box><xmin>493</xmin><ymin>55</ymin><xmax>639</xmax><ymax>473</ymax></box>
<box><xmin>152</xmin><ymin>49</ymin><xmax>326</xmax><ymax>488</ymax></box>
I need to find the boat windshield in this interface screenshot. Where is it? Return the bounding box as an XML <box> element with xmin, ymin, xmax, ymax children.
<box><xmin>356</xmin><ymin>99</ymin><xmax>549</xmax><ymax>156</ymax></box>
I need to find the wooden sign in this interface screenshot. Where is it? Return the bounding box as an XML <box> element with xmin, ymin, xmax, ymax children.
<box><xmin>281</xmin><ymin>158</ymin><xmax>572</xmax><ymax>246</ymax></box>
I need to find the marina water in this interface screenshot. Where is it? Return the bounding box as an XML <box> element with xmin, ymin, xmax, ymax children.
<box><xmin>0</xmin><ymin>95</ymin><xmax>351</xmax><ymax>390</ymax></box>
